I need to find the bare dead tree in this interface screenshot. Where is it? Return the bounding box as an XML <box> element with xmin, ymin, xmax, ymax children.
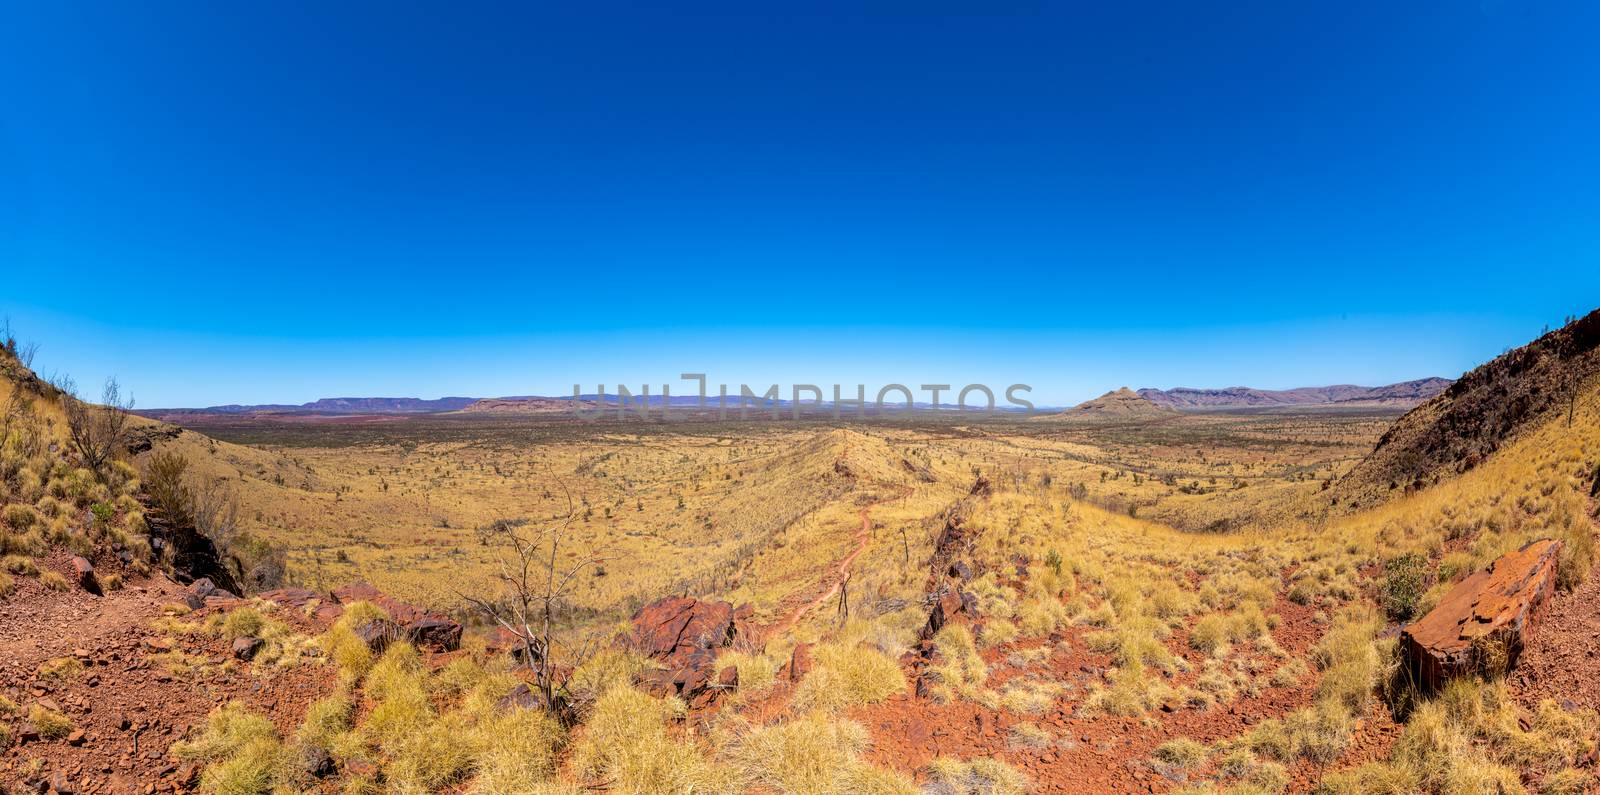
<box><xmin>458</xmin><ymin>479</ymin><xmax>611</xmax><ymax>720</ymax></box>
<box><xmin>836</xmin><ymin>569</ymin><xmax>851</xmax><ymax>626</ymax></box>
<box><xmin>58</xmin><ymin>375</ymin><xmax>135</xmax><ymax>477</ymax></box>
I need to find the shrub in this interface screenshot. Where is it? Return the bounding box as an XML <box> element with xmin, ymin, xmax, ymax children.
<box><xmin>37</xmin><ymin>657</ymin><xmax>83</xmax><ymax>681</ymax></box>
<box><xmin>999</xmin><ymin>678</ymin><xmax>1063</xmax><ymax>714</ymax></box>
<box><xmin>294</xmin><ymin>692</ymin><xmax>352</xmax><ymax>753</ymax></box>
<box><xmin>28</xmin><ymin>703</ymin><xmax>75</xmax><ymax>740</ymax></box>
<box><xmin>570</xmin><ymin>685</ymin><xmax>729</xmax><ymax>791</ymax></box>
<box><xmin>173</xmin><ymin>702</ymin><xmax>289</xmax><ymax>794</ymax></box>
<box><xmin>39</xmin><ymin>570</ymin><xmax>68</xmax><ymax>591</ymax></box>
<box><xmin>220</xmin><ymin>607</ymin><xmax>267</xmax><ymax>640</ymax></box>
<box><xmin>792</xmin><ymin>643</ymin><xmax>906</xmax><ymax>714</ymax></box>
<box><xmin>1008</xmin><ymin>721</ymin><xmax>1053</xmax><ymax>750</ymax></box>
<box><xmin>469</xmin><ymin>707</ymin><xmax>566</xmax><ymax>791</ymax></box>
<box><xmin>1</xmin><ymin>503</ymin><xmax>37</xmax><ymax>530</ymax></box>
<box><xmin>926</xmin><ymin>625</ymin><xmax>987</xmax><ymax>702</ymax></box>
<box><xmin>715</xmin><ymin>650</ymin><xmax>778</xmax><ymax>698</ymax></box>
<box><xmin>724</xmin><ymin>715</ymin><xmax>875</xmax><ymax>793</ymax></box>
<box><xmin>923</xmin><ymin>757</ymin><xmax>1029</xmax><ymax>795</ymax></box>
<box><xmin>1381</xmin><ymin>552</ymin><xmax>1428</xmax><ymax>621</ymax></box>
<box><xmin>1153</xmin><ymin>737</ymin><xmax>1208</xmax><ymax>768</ymax></box>
<box><xmin>567</xmin><ymin>647</ymin><xmax>651</xmax><ymax>714</ymax></box>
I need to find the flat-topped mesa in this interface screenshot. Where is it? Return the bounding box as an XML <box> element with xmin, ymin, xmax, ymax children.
<box><xmin>1401</xmin><ymin>538</ymin><xmax>1562</xmax><ymax>690</ymax></box>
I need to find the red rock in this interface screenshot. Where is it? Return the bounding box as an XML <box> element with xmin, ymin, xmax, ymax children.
<box><xmin>71</xmin><ymin>556</ymin><xmax>102</xmax><ymax>595</ymax></box>
<box><xmin>789</xmin><ymin>642</ymin><xmax>814</xmax><ymax>683</ymax></box>
<box><xmin>1401</xmin><ymin>538</ymin><xmax>1562</xmax><ymax>689</ymax></box>
<box><xmin>353</xmin><ymin>618</ymin><xmax>403</xmax><ymax>652</ymax></box>
<box><xmin>625</xmin><ymin>596</ymin><xmax>746</xmax><ymax>662</ymax></box>
<box><xmin>230</xmin><ymin>636</ymin><xmax>264</xmax><ymax>661</ymax></box>
<box><xmin>255</xmin><ymin>588</ymin><xmax>319</xmax><ymax>610</ymax></box>
<box><xmin>404</xmin><ymin>617</ymin><xmax>462</xmax><ymax>652</ymax></box>
<box><xmin>624</xmin><ymin>596</ymin><xmax>752</xmax><ymax>707</ymax></box>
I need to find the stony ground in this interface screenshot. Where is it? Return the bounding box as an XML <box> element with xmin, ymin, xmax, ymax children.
<box><xmin>0</xmin><ymin>553</ymin><xmax>332</xmax><ymax>795</ymax></box>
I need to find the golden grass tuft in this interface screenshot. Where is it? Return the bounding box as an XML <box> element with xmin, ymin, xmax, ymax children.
<box><xmin>566</xmin><ymin>647</ymin><xmax>652</xmax><ymax>714</ymax></box>
<box><xmin>172</xmin><ymin>701</ymin><xmax>288</xmax><ymax>793</ymax></box>
<box><xmin>927</xmin><ymin>625</ymin><xmax>987</xmax><ymax>702</ymax></box>
<box><xmin>570</xmin><ymin>685</ymin><xmax>730</xmax><ymax>792</ymax></box>
<box><xmin>792</xmin><ymin>642</ymin><xmax>905</xmax><ymax>713</ymax></box>
<box><xmin>924</xmin><ymin>757</ymin><xmax>1029</xmax><ymax>795</ymax></box>
<box><xmin>28</xmin><ymin>703</ymin><xmax>75</xmax><ymax>740</ymax></box>
<box><xmin>723</xmin><ymin>714</ymin><xmax>886</xmax><ymax>794</ymax></box>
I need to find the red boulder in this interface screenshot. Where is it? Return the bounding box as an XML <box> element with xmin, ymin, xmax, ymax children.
<box><xmin>1401</xmin><ymin>538</ymin><xmax>1561</xmax><ymax>690</ymax></box>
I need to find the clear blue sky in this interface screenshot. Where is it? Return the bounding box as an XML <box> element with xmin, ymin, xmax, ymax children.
<box><xmin>2</xmin><ymin>1</ymin><xmax>1596</xmax><ymax>407</ymax></box>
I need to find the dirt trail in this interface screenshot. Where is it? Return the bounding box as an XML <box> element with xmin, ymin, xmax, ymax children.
<box><xmin>762</xmin><ymin>488</ymin><xmax>909</xmax><ymax>643</ymax></box>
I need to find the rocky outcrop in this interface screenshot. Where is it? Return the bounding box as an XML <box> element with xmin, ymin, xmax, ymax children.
<box><xmin>624</xmin><ymin>596</ymin><xmax>754</xmax><ymax>708</ymax></box>
<box><xmin>1338</xmin><ymin>309</ymin><xmax>1600</xmax><ymax>509</ymax></box>
<box><xmin>328</xmin><ymin>582</ymin><xmax>462</xmax><ymax>652</ymax></box>
<box><xmin>231</xmin><ymin>636</ymin><xmax>265</xmax><ymax>661</ymax></box>
<box><xmin>904</xmin><ymin>481</ymin><xmax>990</xmax><ymax>697</ymax></box>
<box><xmin>70</xmin><ymin>556</ymin><xmax>101</xmax><ymax>596</ymax></box>
<box><xmin>356</xmin><ymin>619</ymin><xmax>404</xmax><ymax>652</ymax></box>
<box><xmin>182</xmin><ymin>577</ymin><xmax>237</xmax><ymax>610</ymax></box>
<box><xmin>1401</xmin><ymin>539</ymin><xmax>1562</xmax><ymax>690</ymax></box>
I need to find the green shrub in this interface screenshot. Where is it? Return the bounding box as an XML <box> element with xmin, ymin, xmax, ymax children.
<box><xmin>1381</xmin><ymin>552</ymin><xmax>1428</xmax><ymax>621</ymax></box>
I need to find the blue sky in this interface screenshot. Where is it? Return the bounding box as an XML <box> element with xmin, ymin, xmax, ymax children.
<box><xmin>2</xmin><ymin>1</ymin><xmax>1596</xmax><ymax>407</ymax></box>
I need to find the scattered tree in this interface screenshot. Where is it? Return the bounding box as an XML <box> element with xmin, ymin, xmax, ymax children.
<box><xmin>460</xmin><ymin>481</ymin><xmax>610</xmax><ymax>722</ymax></box>
<box><xmin>58</xmin><ymin>376</ymin><xmax>135</xmax><ymax>477</ymax></box>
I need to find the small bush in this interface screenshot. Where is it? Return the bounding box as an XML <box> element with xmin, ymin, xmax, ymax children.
<box><xmin>173</xmin><ymin>702</ymin><xmax>288</xmax><ymax>794</ymax></box>
<box><xmin>1381</xmin><ymin>552</ymin><xmax>1428</xmax><ymax>621</ymax></box>
<box><xmin>39</xmin><ymin>571</ymin><xmax>68</xmax><ymax>591</ymax></box>
<box><xmin>724</xmin><ymin>715</ymin><xmax>875</xmax><ymax>793</ymax></box>
<box><xmin>1008</xmin><ymin>721</ymin><xmax>1053</xmax><ymax>750</ymax></box>
<box><xmin>1</xmin><ymin>503</ymin><xmax>38</xmax><ymax>530</ymax></box>
<box><xmin>221</xmin><ymin>607</ymin><xmax>267</xmax><ymax>640</ymax></box>
<box><xmin>28</xmin><ymin>703</ymin><xmax>75</xmax><ymax>740</ymax></box>
<box><xmin>923</xmin><ymin>757</ymin><xmax>1029</xmax><ymax>795</ymax></box>
<box><xmin>926</xmin><ymin>625</ymin><xmax>987</xmax><ymax>702</ymax></box>
<box><xmin>792</xmin><ymin>643</ymin><xmax>905</xmax><ymax>714</ymax></box>
<box><xmin>37</xmin><ymin>657</ymin><xmax>83</xmax><ymax>681</ymax></box>
<box><xmin>1</xmin><ymin>554</ymin><xmax>38</xmax><ymax>575</ymax></box>
<box><xmin>1153</xmin><ymin>737</ymin><xmax>1208</xmax><ymax>768</ymax></box>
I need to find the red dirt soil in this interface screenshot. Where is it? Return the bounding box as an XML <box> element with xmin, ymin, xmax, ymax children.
<box><xmin>1508</xmin><ymin>500</ymin><xmax>1600</xmax><ymax>713</ymax></box>
<box><xmin>0</xmin><ymin>552</ymin><xmax>332</xmax><ymax>795</ymax></box>
<box><xmin>850</xmin><ymin>582</ymin><xmax>1335</xmax><ymax>793</ymax></box>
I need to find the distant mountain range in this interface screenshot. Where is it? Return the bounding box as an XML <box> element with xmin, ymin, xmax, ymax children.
<box><xmin>1137</xmin><ymin>378</ymin><xmax>1452</xmax><ymax>410</ymax></box>
<box><xmin>161</xmin><ymin>396</ymin><xmax>481</xmax><ymax>415</ymax></box>
<box><xmin>141</xmin><ymin>377</ymin><xmax>1453</xmax><ymax>420</ymax></box>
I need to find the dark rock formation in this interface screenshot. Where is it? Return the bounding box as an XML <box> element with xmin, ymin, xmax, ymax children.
<box><xmin>624</xmin><ymin>596</ymin><xmax>754</xmax><ymax>708</ymax></box>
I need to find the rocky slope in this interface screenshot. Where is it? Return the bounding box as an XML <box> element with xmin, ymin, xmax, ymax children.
<box><xmin>1336</xmin><ymin>308</ymin><xmax>1600</xmax><ymax>509</ymax></box>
